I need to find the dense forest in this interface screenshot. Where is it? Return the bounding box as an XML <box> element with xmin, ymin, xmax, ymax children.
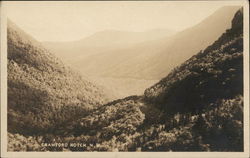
<box><xmin>7</xmin><ymin>20</ymin><xmax>111</xmax><ymax>136</ymax></box>
<box><xmin>8</xmin><ymin>8</ymin><xmax>243</xmax><ymax>151</ymax></box>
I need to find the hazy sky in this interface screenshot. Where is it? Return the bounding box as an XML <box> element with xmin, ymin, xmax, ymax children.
<box><xmin>3</xmin><ymin>1</ymin><xmax>242</xmax><ymax>42</ymax></box>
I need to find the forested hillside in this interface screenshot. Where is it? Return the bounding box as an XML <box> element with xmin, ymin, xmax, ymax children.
<box><xmin>142</xmin><ymin>8</ymin><xmax>244</xmax><ymax>151</ymax></box>
<box><xmin>7</xmin><ymin>20</ymin><xmax>111</xmax><ymax>136</ymax></box>
<box><xmin>61</xmin><ymin>8</ymin><xmax>243</xmax><ymax>152</ymax></box>
<box><xmin>8</xmin><ymin>8</ymin><xmax>243</xmax><ymax>152</ymax></box>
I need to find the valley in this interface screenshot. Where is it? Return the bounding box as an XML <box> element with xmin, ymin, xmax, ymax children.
<box><xmin>6</xmin><ymin>6</ymin><xmax>244</xmax><ymax>152</ymax></box>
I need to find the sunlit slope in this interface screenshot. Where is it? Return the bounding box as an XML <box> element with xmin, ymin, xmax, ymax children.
<box><xmin>75</xmin><ymin>6</ymin><xmax>240</xmax><ymax>80</ymax></box>
<box><xmin>7</xmin><ymin>20</ymin><xmax>111</xmax><ymax>135</ymax></box>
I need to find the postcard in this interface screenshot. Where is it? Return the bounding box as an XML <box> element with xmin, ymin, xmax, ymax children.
<box><xmin>1</xmin><ymin>1</ymin><xmax>249</xmax><ymax>157</ymax></box>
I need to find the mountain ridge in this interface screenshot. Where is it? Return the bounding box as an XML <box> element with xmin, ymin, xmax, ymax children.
<box><xmin>53</xmin><ymin>6</ymin><xmax>240</xmax><ymax>80</ymax></box>
<box><xmin>42</xmin><ymin>28</ymin><xmax>176</xmax><ymax>65</ymax></box>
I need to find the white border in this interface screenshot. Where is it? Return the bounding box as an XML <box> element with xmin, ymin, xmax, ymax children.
<box><xmin>1</xmin><ymin>1</ymin><xmax>8</xmax><ymax>157</ymax></box>
<box><xmin>1</xmin><ymin>1</ymin><xmax>249</xmax><ymax>158</ymax></box>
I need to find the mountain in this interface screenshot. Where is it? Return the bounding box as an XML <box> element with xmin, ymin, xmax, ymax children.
<box><xmin>142</xmin><ymin>8</ymin><xmax>243</xmax><ymax>151</ymax></box>
<box><xmin>70</xmin><ymin>29</ymin><xmax>176</xmax><ymax>48</ymax></box>
<box><xmin>59</xmin><ymin>8</ymin><xmax>243</xmax><ymax>152</ymax></box>
<box><xmin>43</xmin><ymin>29</ymin><xmax>175</xmax><ymax>64</ymax></box>
<box><xmin>7</xmin><ymin>20</ymin><xmax>111</xmax><ymax>136</ymax></box>
<box><xmin>71</xmin><ymin>6</ymin><xmax>240</xmax><ymax>80</ymax></box>
<box><xmin>43</xmin><ymin>29</ymin><xmax>175</xmax><ymax>98</ymax></box>
<box><xmin>41</xmin><ymin>7</ymin><xmax>240</xmax><ymax>99</ymax></box>
<box><xmin>8</xmin><ymin>8</ymin><xmax>243</xmax><ymax>152</ymax></box>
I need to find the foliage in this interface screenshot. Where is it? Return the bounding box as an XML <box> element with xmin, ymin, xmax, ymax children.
<box><xmin>144</xmin><ymin>9</ymin><xmax>243</xmax><ymax>116</ymax></box>
<box><xmin>8</xmin><ymin>133</ymin><xmax>45</xmax><ymax>151</ymax></box>
<box><xmin>8</xmin><ymin>9</ymin><xmax>243</xmax><ymax>152</ymax></box>
<box><xmin>7</xmin><ymin>20</ymin><xmax>110</xmax><ymax>136</ymax></box>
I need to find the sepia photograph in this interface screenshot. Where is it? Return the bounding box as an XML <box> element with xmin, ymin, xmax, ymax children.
<box><xmin>0</xmin><ymin>0</ymin><xmax>249</xmax><ymax>157</ymax></box>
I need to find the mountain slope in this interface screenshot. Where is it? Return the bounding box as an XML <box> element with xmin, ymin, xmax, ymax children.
<box><xmin>8</xmin><ymin>8</ymin><xmax>244</xmax><ymax>152</ymax></box>
<box><xmin>59</xmin><ymin>8</ymin><xmax>243</xmax><ymax>152</ymax></box>
<box><xmin>7</xmin><ymin>20</ymin><xmax>111</xmax><ymax>135</ymax></box>
<box><xmin>144</xmin><ymin>8</ymin><xmax>243</xmax><ymax>113</ymax></box>
<box><xmin>141</xmin><ymin>8</ymin><xmax>243</xmax><ymax>151</ymax></box>
<box><xmin>74</xmin><ymin>6</ymin><xmax>240</xmax><ymax>80</ymax></box>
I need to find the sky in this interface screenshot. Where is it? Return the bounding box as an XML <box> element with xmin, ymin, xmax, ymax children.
<box><xmin>3</xmin><ymin>1</ymin><xmax>242</xmax><ymax>42</ymax></box>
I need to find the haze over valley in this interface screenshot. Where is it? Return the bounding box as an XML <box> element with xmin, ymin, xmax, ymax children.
<box><xmin>42</xmin><ymin>6</ymin><xmax>240</xmax><ymax>98</ymax></box>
